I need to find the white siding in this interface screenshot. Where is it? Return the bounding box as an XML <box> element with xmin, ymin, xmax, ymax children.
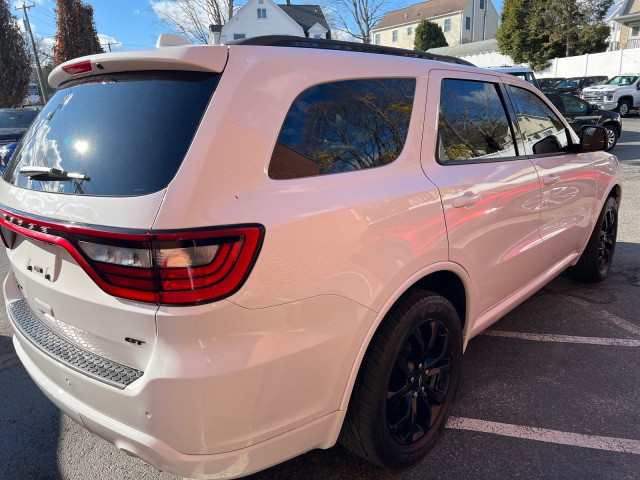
<box><xmin>219</xmin><ymin>0</ymin><xmax>304</xmax><ymax>44</ymax></box>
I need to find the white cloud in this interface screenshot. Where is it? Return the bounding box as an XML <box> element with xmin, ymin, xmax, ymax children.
<box><xmin>134</xmin><ymin>9</ymin><xmax>141</xmax><ymax>15</ymax></box>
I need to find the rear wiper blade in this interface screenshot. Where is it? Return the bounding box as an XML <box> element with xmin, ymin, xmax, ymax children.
<box><xmin>19</xmin><ymin>166</ymin><xmax>90</xmax><ymax>181</ymax></box>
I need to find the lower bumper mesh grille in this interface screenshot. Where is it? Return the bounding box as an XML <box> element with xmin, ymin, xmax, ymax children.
<box><xmin>8</xmin><ymin>299</ymin><xmax>143</xmax><ymax>389</ymax></box>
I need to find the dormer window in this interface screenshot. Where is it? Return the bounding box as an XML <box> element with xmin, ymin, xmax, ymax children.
<box><xmin>257</xmin><ymin>8</ymin><xmax>267</xmax><ymax>19</ymax></box>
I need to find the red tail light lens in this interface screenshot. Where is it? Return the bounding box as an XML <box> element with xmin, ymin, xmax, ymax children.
<box><xmin>0</xmin><ymin>208</ymin><xmax>264</xmax><ymax>305</ymax></box>
<box><xmin>62</xmin><ymin>60</ymin><xmax>93</xmax><ymax>75</ymax></box>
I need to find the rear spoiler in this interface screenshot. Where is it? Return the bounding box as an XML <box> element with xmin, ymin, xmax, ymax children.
<box><xmin>49</xmin><ymin>43</ymin><xmax>228</xmax><ymax>88</ymax></box>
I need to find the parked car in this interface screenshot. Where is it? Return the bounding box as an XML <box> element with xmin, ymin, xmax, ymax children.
<box><xmin>545</xmin><ymin>92</ymin><xmax>622</xmax><ymax>151</ymax></box>
<box><xmin>581</xmin><ymin>74</ymin><xmax>640</xmax><ymax>117</ymax></box>
<box><xmin>487</xmin><ymin>65</ymin><xmax>541</xmax><ymax>89</ymax></box>
<box><xmin>0</xmin><ymin>35</ymin><xmax>621</xmax><ymax>479</ymax></box>
<box><xmin>0</xmin><ymin>107</ymin><xmax>41</xmax><ymax>174</ymax></box>
<box><xmin>539</xmin><ymin>77</ymin><xmax>565</xmax><ymax>90</ymax></box>
<box><xmin>545</xmin><ymin>76</ymin><xmax>608</xmax><ymax>96</ymax></box>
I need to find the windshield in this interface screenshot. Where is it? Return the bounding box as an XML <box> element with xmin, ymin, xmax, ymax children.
<box><xmin>606</xmin><ymin>76</ymin><xmax>638</xmax><ymax>86</ymax></box>
<box><xmin>4</xmin><ymin>71</ymin><xmax>219</xmax><ymax>196</ymax></box>
<box><xmin>0</xmin><ymin>110</ymin><xmax>40</xmax><ymax>129</ymax></box>
<box><xmin>555</xmin><ymin>78</ymin><xmax>582</xmax><ymax>88</ymax></box>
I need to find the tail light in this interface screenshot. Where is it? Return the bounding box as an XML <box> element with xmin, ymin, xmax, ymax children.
<box><xmin>0</xmin><ymin>208</ymin><xmax>264</xmax><ymax>305</ymax></box>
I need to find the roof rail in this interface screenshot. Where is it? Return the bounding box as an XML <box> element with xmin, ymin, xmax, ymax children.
<box><xmin>230</xmin><ymin>36</ymin><xmax>476</xmax><ymax>67</ymax></box>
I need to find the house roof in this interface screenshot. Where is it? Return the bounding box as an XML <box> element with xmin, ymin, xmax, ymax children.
<box><xmin>277</xmin><ymin>5</ymin><xmax>331</xmax><ymax>35</ymax></box>
<box><xmin>374</xmin><ymin>0</ymin><xmax>470</xmax><ymax>31</ymax></box>
<box><xmin>428</xmin><ymin>38</ymin><xmax>499</xmax><ymax>56</ymax></box>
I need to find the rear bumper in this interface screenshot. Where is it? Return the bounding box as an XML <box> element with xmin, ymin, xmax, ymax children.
<box><xmin>13</xmin><ymin>335</ymin><xmax>345</xmax><ymax>479</ymax></box>
<box><xmin>5</xmin><ymin>269</ymin><xmax>373</xmax><ymax>477</ymax></box>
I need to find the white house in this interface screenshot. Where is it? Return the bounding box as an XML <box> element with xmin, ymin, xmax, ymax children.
<box><xmin>372</xmin><ymin>0</ymin><xmax>499</xmax><ymax>50</ymax></box>
<box><xmin>607</xmin><ymin>0</ymin><xmax>640</xmax><ymax>50</ymax></box>
<box><xmin>210</xmin><ymin>0</ymin><xmax>330</xmax><ymax>45</ymax></box>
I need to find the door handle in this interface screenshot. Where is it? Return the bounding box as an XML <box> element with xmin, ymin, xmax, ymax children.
<box><xmin>453</xmin><ymin>192</ymin><xmax>481</xmax><ymax>208</ymax></box>
<box><xmin>543</xmin><ymin>175</ymin><xmax>560</xmax><ymax>185</ymax></box>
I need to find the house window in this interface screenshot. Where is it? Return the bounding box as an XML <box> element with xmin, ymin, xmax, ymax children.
<box><xmin>392</xmin><ymin>30</ymin><xmax>398</xmax><ymax>42</ymax></box>
<box><xmin>258</xmin><ymin>0</ymin><xmax>264</xmax><ymax>3</ymax></box>
<box><xmin>466</xmin><ymin>16</ymin><xmax>471</xmax><ymax>30</ymax></box>
<box><xmin>257</xmin><ymin>8</ymin><xmax>267</xmax><ymax>19</ymax></box>
<box><xmin>480</xmin><ymin>0</ymin><xmax>485</xmax><ymax>9</ymax></box>
<box><xmin>631</xmin><ymin>24</ymin><xmax>640</xmax><ymax>37</ymax></box>
<box><xmin>407</xmin><ymin>26</ymin><xmax>413</xmax><ymax>36</ymax></box>
<box><xmin>374</xmin><ymin>33</ymin><xmax>380</xmax><ymax>45</ymax></box>
<box><xmin>444</xmin><ymin>19</ymin><xmax>451</xmax><ymax>32</ymax></box>
<box><xmin>234</xmin><ymin>34</ymin><xmax>246</xmax><ymax>40</ymax></box>
<box><xmin>313</xmin><ymin>34</ymin><xmax>322</xmax><ymax>39</ymax></box>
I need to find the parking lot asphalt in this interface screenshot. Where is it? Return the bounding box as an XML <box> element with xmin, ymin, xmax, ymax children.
<box><xmin>1</xmin><ymin>116</ymin><xmax>640</xmax><ymax>480</ymax></box>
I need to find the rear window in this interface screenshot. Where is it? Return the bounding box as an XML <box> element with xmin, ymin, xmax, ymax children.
<box><xmin>4</xmin><ymin>71</ymin><xmax>219</xmax><ymax>196</ymax></box>
<box><xmin>0</xmin><ymin>109</ymin><xmax>40</xmax><ymax>129</ymax></box>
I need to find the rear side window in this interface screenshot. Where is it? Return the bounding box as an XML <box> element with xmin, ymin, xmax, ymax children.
<box><xmin>438</xmin><ymin>79</ymin><xmax>516</xmax><ymax>162</ymax></box>
<box><xmin>268</xmin><ymin>78</ymin><xmax>416</xmax><ymax>180</ymax></box>
<box><xmin>508</xmin><ymin>86</ymin><xmax>569</xmax><ymax>155</ymax></box>
<box><xmin>4</xmin><ymin>71</ymin><xmax>219</xmax><ymax>196</ymax></box>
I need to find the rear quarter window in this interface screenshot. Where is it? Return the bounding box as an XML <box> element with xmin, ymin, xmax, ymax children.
<box><xmin>4</xmin><ymin>71</ymin><xmax>219</xmax><ymax>196</ymax></box>
<box><xmin>268</xmin><ymin>78</ymin><xmax>416</xmax><ymax>180</ymax></box>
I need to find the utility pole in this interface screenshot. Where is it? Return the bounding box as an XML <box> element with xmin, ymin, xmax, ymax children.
<box><xmin>101</xmin><ymin>41</ymin><xmax>118</xmax><ymax>52</ymax></box>
<box><xmin>15</xmin><ymin>3</ymin><xmax>49</xmax><ymax>103</ymax></box>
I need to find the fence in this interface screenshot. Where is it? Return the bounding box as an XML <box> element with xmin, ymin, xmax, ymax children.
<box><xmin>457</xmin><ymin>47</ymin><xmax>640</xmax><ymax>79</ymax></box>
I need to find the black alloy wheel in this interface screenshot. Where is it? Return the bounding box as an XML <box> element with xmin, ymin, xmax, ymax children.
<box><xmin>340</xmin><ymin>290</ymin><xmax>462</xmax><ymax>468</ymax></box>
<box><xmin>596</xmin><ymin>200</ymin><xmax>617</xmax><ymax>277</ymax></box>
<box><xmin>569</xmin><ymin>196</ymin><xmax>618</xmax><ymax>282</ymax></box>
<box><xmin>386</xmin><ymin>319</ymin><xmax>454</xmax><ymax>446</ymax></box>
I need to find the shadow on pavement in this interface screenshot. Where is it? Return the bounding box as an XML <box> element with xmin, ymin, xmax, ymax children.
<box><xmin>0</xmin><ymin>333</ymin><xmax>63</xmax><ymax>480</ymax></box>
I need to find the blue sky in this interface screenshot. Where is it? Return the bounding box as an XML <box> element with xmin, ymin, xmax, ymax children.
<box><xmin>17</xmin><ymin>0</ymin><xmax>505</xmax><ymax>52</ymax></box>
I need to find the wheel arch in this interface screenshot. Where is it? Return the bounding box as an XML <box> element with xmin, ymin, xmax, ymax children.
<box><xmin>602</xmin><ymin>121</ymin><xmax>620</xmax><ymax>136</ymax></box>
<box><xmin>339</xmin><ymin>263</ymin><xmax>471</xmax><ymax>412</ymax></box>
<box><xmin>618</xmin><ymin>95</ymin><xmax>633</xmax><ymax>105</ymax></box>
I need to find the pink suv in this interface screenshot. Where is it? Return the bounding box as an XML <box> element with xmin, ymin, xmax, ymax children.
<box><xmin>0</xmin><ymin>36</ymin><xmax>621</xmax><ymax>478</ymax></box>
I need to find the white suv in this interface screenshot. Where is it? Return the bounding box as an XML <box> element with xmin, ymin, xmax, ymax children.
<box><xmin>1</xmin><ymin>36</ymin><xmax>622</xmax><ymax>479</ymax></box>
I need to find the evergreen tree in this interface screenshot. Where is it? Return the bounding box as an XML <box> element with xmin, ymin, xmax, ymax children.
<box><xmin>414</xmin><ymin>20</ymin><xmax>448</xmax><ymax>51</ymax></box>
<box><xmin>53</xmin><ymin>0</ymin><xmax>103</xmax><ymax>67</ymax></box>
<box><xmin>497</xmin><ymin>0</ymin><xmax>612</xmax><ymax>70</ymax></box>
<box><xmin>0</xmin><ymin>0</ymin><xmax>32</xmax><ymax>107</ymax></box>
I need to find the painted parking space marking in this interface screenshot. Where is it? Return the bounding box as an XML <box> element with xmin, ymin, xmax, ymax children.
<box><xmin>482</xmin><ymin>330</ymin><xmax>640</xmax><ymax>346</ymax></box>
<box><xmin>565</xmin><ymin>296</ymin><xmax>640</xmax><ymax>337</ymax></box>
<box><xmin>446</xmin><ymin>417</ymin><xmax>640</xmax><ymax>455</ymax></box>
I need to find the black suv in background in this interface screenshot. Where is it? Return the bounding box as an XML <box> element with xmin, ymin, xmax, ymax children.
<box><xmin>539</xmin><ymin>77</ymin><xmax>565</xmax><ymax>90</ymax></box>
<box><xmin>545</xmin><ymin>92</ymin><xmax>622</xmax><ymax>150</ymax></box>
<box><xmin>0</xmin><ymin>107</ymin><xmax>41</xmax><ymax>172</ymax></box>
<box><xmin>544</xmin><ymin>76</ymin><xmax>608</xmax><ymax>96</ymax></box>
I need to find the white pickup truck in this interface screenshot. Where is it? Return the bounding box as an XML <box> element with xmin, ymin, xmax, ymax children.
<box><xmin>581</xmin><ymin>74</ymin><xmax>640</xmax><ymax>117</ymax></box>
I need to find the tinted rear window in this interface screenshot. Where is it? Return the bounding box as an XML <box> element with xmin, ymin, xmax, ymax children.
<box><xmin>4</xmin><ymin>71</ymin><xmax>219</xmax><ymax>196</ymax></box>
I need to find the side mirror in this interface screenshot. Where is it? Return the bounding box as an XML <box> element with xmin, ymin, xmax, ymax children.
<box><xmin>579</xmin><ymin>125</ymin><xmax>607</xmax><ymax>152</ymax></box>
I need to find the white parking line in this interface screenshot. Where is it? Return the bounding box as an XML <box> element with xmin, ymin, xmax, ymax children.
<box><xmin>446</xmin><ymin>417</ymin><xmax>640</xmax><ymax>455</ymax></box>
<box><xmin>565</xmin><ymin>296</ymin><xmax>640</xmax><ymax>337</ymax></box>
<box><xmin>482</xmin><ymin>330</ymin><xmax>640</xmax><ymax>346</ymax></box>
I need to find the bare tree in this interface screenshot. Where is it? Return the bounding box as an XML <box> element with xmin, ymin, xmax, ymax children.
<box><xmin>151</xmin><ymin>0</ymin><xmax>238</xmax><ymax>44</ymax></box>
<box><xmin>321</xmin><ymin>0</ymin><xmax>387</xmax><ymax>44</ymax></box>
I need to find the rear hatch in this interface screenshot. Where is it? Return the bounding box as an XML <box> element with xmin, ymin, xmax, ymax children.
<box><xmin>1</xmin><ymin>46</ymin><xmax>226</xmax><ymax>387</ymax></box>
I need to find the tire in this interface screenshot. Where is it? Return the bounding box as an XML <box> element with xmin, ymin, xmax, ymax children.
<box><xmin>616</xmin><ymin>100</ymin><xmax>631</xmax><ymax>117</ymax></box>
<box><xmin>604</xmin><ymin>124</ymin><xmax>618</xmax><ymax>151</ymax></box>
<box><xmin>340</xmin><ymin>289</ymin><xmax>462</xmax><ymax>469</ymax></box>
<box><xmin>569</xmin><ymin>197</ymin><xmax>618</xmax><ymax>282</ymax></box>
